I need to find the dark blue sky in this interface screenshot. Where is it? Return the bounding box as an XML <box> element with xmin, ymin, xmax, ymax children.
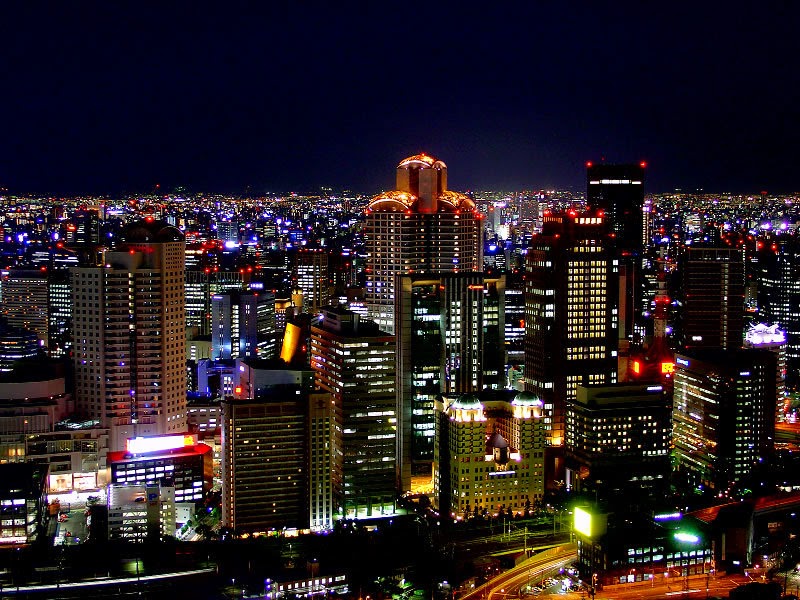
<box><xmin>1</xmin><ymin>3</ymin><xmax>798</xmax><ymax>195</ymax></box>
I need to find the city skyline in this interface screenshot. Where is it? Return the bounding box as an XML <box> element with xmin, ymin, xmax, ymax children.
<box><xmin>1</xmin><ymin>4</ymin><xmax>799</xmax><ymax>195</ymax></box>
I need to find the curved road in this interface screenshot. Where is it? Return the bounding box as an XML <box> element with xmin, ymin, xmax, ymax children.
<box><xmin>460</xmin><ymin>544</ymin><xmax>577</xmax><ymax>600</ymax></box>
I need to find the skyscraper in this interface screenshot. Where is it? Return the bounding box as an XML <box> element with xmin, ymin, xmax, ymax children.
<box><xmin>586</xmin><ymin>162</ymin><xmax>646</xmax><ymax>342</ymax></box>
<box><xmin>673</xmin><ymin>349</ymin><xmax>776</xmax><ymax>492</ymax></box>
<box><xmin>71</xmin><ymin>220</ymin><xmax>187</xmax><ymax>452</ymax></box>
<box><xmin>293</xmin><ymin>249</ymin><xmax>329</xmax><ymax>314</ymax></box>
<box><xmin>678</xmin><ymin>246</ymin><xmax>745</xmax><ymax>351</ymax></box>
<box><xmin>524</xmin><ymin>212</ymin><xmax>619</xmax><ymax>448</ymax></box>
<box><xmin>0</xmin><ymin>268</ymin><xmax>72</xmax><ymax>357</ymax></box>
<box><xmin>586</xmin><ymin>162</ymin><xmax>646</xmax><ymax>254</ymax></box>
<box><xmin>365</xmin><ymin>154</ymin><xmax>483</xmax><ymax>333</ymax></box>
<box><xmin>221</xmin><ymin>390</ymin><xmax>307</xmax><ymax>532</ymax></box>
<box><xmin>211</xmin><ymin>290</ymin><xmax>277</xmax><ymax>360</ymax></box>
<box><xmin>310</xmin><ymin>308</ymin><xmax>396</xmax><ymax>518</ymax></box>
<box><xmin>395</xmin><ymin>272</ymin><xmax>505</xmax><ymax>491</ymax></box>
<box><xmin>758</xmin><ymin>236</ymin><xmax>800</xmax><ymax>386</ymax></box>
<box><xmin>0</xmin><ymin>269</ymin><xmax>49</xmax><ymax>345</ymax></box>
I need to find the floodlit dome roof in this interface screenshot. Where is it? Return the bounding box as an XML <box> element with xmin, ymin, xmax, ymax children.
<box><xmin>437</xmin><ymin>190</ymin><xmax>475</xmax><ymax>211</ymax></box>
<box><xmin>121</xmin><ymin>219</ymin><xmax>184</xmax><ymax>243</ymax></box>
<box><xmin>450</xmin><ymin>394</ymin><xmax>482</xmax><ymax>411</ymax></box>
<box><xmin>397</xmin><ymin>153</ymin><xmax>440</xmax><ymax>169</ymax></box>
<box><xmin>512</xmin><ymin>391</ymin><xmax>544</xmax><ymax>407</ymax></box>
<box><xmin>368</xmin><ymin>190</ymin><xmax>418</xmax><ymax>211</ymax></box>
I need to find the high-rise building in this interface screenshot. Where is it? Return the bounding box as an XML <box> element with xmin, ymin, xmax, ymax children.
<box><xmin>758</xmin><ymin>236</ymin><xmax>800</xmax><ymax>386</ymax></box>
<box><xmin>0</xmin><ymin>269</ymin><xmax>72</xmax><ymax>357</ymax></box>
<box><xmin>672</xmin><ymin>349</ymin><xmax>776</xmax><ymax>492</ymax></box>
<box><xmin>185</xmin><ymin>269</ymin><xmax>244</xmax><ymax>337</ymax></box>
<box><xmin>310</xmin><ymin>308</ymin><xmax>396</xmax><ymax>518</ymax></box>
<box><xmin>395</xmin><ymin>273</ymin><xmax>505</xmax><ymax>491</ymax></box>
<box><xmin>503</xmin><ymin>274</ymin><xmax>526</xmax><ymax>368</ymax></box>
<box><xmin>71</xmin><ymin>220</ymin><xmax>187</xmax><ymax>452</ymax></box>
<box><xmin>586</xmin><ymin>162</ymin><xmax>646</xmax><ymax>254</ymax></box>
<box><xmin>211</xmin><ymin>290</ymin><xmax>277</xmax><ymax>360</ymax></box>
<box><xmin>365</xmin><ymin>154</ymin><xmax>483</xmax><ymax>333</ymax></box>
<box><xmin>308</xmin><ymin>392</ymin><xmax>342</xmax><ymax>531</ymax></box>
<box><xmin>586</xmin><ymin>162</ymin><xmax>646</xmax><ymax>342</ymax></box>
<box><xmin>47</xmin><ymin>270</ymin><xmax>72</xmax><ymax>357</ymax></box>
<box><xmin>524</xmin><ymin>212</ymin><xmax>619</xmax><ymax>448</ymax></box>
<box><xmin>565</xmin><ymin>383</ymin><xmax>671</xmax><ymax>500</ymax></box>
<box><xmin>744</xmin><ymin>323</ymin><xmax>787</xmax><ymax>421</ymax></box>
<box><xmin>221</xmin><ymin>389</ymin><xmax>307</xmax><ymax>532</ymax></box>
<box><xmin>678</xmin><ymin>246</ymin><xmax>745</xmax><ymax>351</ymax></box>
<box><xmin>293</xmin><ymin>249</ymin><xmax>329</xmax><ymax>314</ymax></box>
<box><xmin>0</xmin><ymin>269</ymin><xmax>49</xmax><ymax>345</ymax></box>
<box><xmin>66</xmin><ymin>209</ymin><xmax>101</xmax><ymax>246</ymax></box>
<box><xmin>433</xmin><ymin>391</ymin><xmax>545</xmax><ymax>519</ymax></box>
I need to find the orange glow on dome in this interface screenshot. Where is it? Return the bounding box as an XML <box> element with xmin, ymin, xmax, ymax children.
<box><xmin>397</xmin><ymin>153</ymin><xmax>437</xmax><ymax>169</ymax></box>
<box><xmin>438</xmin><ymin>190</ymin><xmax>475</xmax><ymax>212</ymax></box>
<box><xmin>368</xmin><ymin>190</ymin><xmax>418</xmax><ymax>211</ymax></box>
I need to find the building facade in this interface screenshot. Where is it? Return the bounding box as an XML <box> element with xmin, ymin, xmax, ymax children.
<box><xmin>311</xmin><ymin>308</ymin><xmax>396</xmax><ymax>518</ymax></box>
<box><xmin>524</xmin><ymin>212</ymin><xmax>619</xmax><ymax>448</ymax></box>
<box><xmin>365</xmin><ymin>154</ymin><xmax>483</xmax><ymax>333</ymax></box>
<box><xmin>679</xmin><ymin>246</ymin><xmax>745</xmax><ymax>351</ymax></box>
<box><xmin>221</xmin><ymin>391</ymin><xmax>307</xmax><ymax>532</ymax></box>
<box><xmin>673</xmin><ymin>349</ymin><xmax>776</xmax><ymax>492</ymax></box>
<box><xmin>395</xmin><ymin>272</ymin><xmax>505</xmax><ymax>491</ymax></box>
<box><xmin>71</xmin><ymin>220</ymin><xmax>187</xmax><ymax>452</ymax></box>
<box><xmin>565</xmin><ymin>383</ymin><xmax>671</xmax><ymax>500</ymax></box>
<box><xmin>434</xmin><ymin>391</ymin><xmax>545</xmax><ymax>519</ymax></box>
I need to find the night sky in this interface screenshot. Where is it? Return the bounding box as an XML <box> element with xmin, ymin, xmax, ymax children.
<box><xmin>1</xmin><ymin>3</ymin><xmax>798</xmax><ymax>196</ymax></box>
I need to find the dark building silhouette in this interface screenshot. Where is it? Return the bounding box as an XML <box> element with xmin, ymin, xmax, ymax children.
<box><xmin>586</xmin><ymin>162</ymin><xmax>646</xmax><ymax>254</ymax></box>
<box><xmin>679</xmin><ymin>246</ymin><xmax>745</xmax><ymax>351</ymax></box>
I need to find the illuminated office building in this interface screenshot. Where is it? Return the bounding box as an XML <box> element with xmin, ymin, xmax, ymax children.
<box><xmin>524</xmin><ymin>212</ymin><xmax>618</xmax><ymax>448</ymax></box>
<box><xmin>365</xmin><ymin>154</ymin><xmax>483</xmax><ymax>333</ymax></box>
<box><xmin>211</xmin><ymin>290</ymin><xmax>277</xmax><ymax>360</ymax></box>
<box><xmin>293</xmin><ymin>249</ymin><xmax>329</xmax><ymax>314</ymax></box>
<box><xmin>678</xmin><ymin>246</ymin><xmax>745</xmax><ymax>351</ymax></box>
<box><xmin>565</xmin><ymin>383</ymin><xmax>671</xmax><ymax>500</ymax></box>
<box><xmin>395</xmin><ymin>273</ymin><xmax>504</xmax><ymax>491</ymax></box>
<box><xmin>71</xmin><ymin>220</ymin><xmax>187</xmax><ymax>452</ymax></box>
<box><xmin>0</xmin><ymin>269</ymin><xmax>72</xmax><ymax>357</ymax></box>
<box><xmin>433</xmin><ymin>391</ymin><xmax>545</xmax><ymax>519</ymax></box>
<box><xmin>673</xmin><ymin>349</ymin><xmax>776</xmax><ymax>492</ymax></box>
<box><xmin>586</xmin><ymin>162</ymin><xmax>646</xmax><ymax>340</ymax></box>
<box><xmin>185</xmin><ymin>269</ymin><xmax>244</xmax><ymax>336</ymax></box>
<box><xmin>744</xmin><ymin>323</ymin><xmax>787</xmax><ymax>421</ymax></box>
<box><xmin>311</xmin><ymin>308</ymin><xmax>396</xmax><ymax>518</ymax></box>
<box><xmin>0</xmin><ymin>269</ymin><xmax>48</xmax><ymax>345</ymax></box>
<box><xmin>221</xmin><ymin>389</ymin><xmax>307</xmax><ymax>532</ymax></box>
<box><xmin>758</xmin><ymin>237</ymin><xmax>800</xmax><ymax>385</ymax></box>
<box><xmin>0</xmin><ymin>463</ymin><xmax>48</xmax><ymax>545</ymax></box>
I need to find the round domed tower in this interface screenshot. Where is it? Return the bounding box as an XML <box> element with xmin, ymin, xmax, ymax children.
<box><xmin>395</xmin><ymin>153</ymin><xmax>447</xmax><ymax>213</ymax></box>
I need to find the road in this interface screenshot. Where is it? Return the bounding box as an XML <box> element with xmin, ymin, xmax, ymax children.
<box><xmin>559</xmin><ymin>572</ymin><xmax>761</xmax><ymax>600</ymax></box>
<box><xmin>460</xmin><ymin>544</ymin><xmax>577</xmax><ymax>600</ymax></box>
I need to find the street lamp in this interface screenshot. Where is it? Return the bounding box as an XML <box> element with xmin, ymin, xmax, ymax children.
<box><xmin>673</xmin><ymin>530</ymin><xmax>701</xmax><ymax>593</ymax></box>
